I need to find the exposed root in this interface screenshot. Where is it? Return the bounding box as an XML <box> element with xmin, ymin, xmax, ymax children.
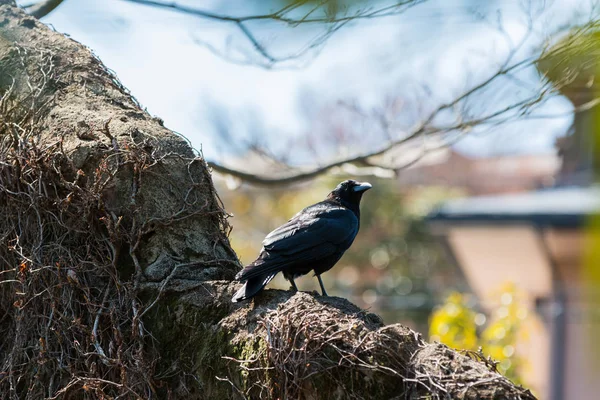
<box><xmin>220</xmin><ymin>292</ymin><xmax>536</xmax><ymax>400</ymax></box>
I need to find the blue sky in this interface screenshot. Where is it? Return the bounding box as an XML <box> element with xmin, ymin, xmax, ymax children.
<box><xmin>24</xmin><ymin>0</ymin><xmax>592</xmax><ymax>162</ymax></box>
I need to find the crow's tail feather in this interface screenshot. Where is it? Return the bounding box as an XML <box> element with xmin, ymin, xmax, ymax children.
<box><xmin>235</xmin><ymin>257</ymin><xmax>295</xmax><ymax>281</ymax></box>
<box><xmin>231</xmin><ymin>273</ymin><xmax>277</xmax><ymax>303</ymax></box>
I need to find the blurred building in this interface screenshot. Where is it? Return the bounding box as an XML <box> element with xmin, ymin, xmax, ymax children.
<box><xmin>427</xmin><ymin>29</ymin><xmax>600</xmax><ymax>400</ymax></box>
<box><xmin>428</xmin><ymin>187</ymin><xmax>600</xmax><ymax>400</ymax></box>
<box><xmin>397</xmin><ymin>148</ymin><xmax>559</xmax><ymax>195</ymax></box>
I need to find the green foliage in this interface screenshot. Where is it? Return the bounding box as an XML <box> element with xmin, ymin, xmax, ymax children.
<box><xmin>429</xmin><ymin>284</ymin><xmax>530</xmax><ymax>384</ymax></box>
<box><xmin>585</xmin><ymin>72</ymin><xmax>600</xmax><ymax>369</ymax></box>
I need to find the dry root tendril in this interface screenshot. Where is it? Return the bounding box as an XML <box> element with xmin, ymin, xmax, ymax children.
<box><xmin>0</xmin><ymin>44</ymin><xmax>232</xmax><ymax>399</ymax></box>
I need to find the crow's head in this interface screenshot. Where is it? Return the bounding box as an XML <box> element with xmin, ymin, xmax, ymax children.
<box><xmin>328</xmin><ymin>180</ymin><xmax>372</xmax><ymax>209</ymax></box>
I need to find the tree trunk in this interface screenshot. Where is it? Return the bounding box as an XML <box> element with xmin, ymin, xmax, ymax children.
<box><xmin>0</xmin><ymin>2</ymin><xmax>536</xmax><ymax>399</ymax></box>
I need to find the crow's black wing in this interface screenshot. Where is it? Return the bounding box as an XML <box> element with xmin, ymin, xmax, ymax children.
<box><xmin>237</xmin><ymin>203</ymin><xmax>358</xmax><ymax>280</ymax></box>
<box><xmin>262</xmin><ymin>203</ymin><xmax>358</xmax><ymax>255</ymax></box>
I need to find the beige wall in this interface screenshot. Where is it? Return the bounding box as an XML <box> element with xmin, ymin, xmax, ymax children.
<box><xmin>448</xmin><ymin>226</ymin><xmax>553</xmax><ymax>301</ymax></box>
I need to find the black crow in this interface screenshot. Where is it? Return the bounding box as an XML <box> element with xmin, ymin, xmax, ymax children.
<box><xmin>232</xmin><ymin>179</ymin><xmax>372</xmax><ymax>303</ymax></box>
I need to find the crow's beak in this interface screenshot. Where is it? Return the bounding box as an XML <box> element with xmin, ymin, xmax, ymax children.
<box><xmin>353</xmin><ymin>182</ymin><xmax>372</xmax><ymax>192</ymax></box>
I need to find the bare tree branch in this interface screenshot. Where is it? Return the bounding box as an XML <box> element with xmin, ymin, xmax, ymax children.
<box><xmin>24</xmin><ymin>0</ymin><xmax>64</xmax><ymax>18</ymax></box>
<box><xmin>123</xmin><ymin>0</ymin><xmax>426</xmax><ymax>25</ymax></box>
<box><xmin>207</xmin><ymin>11</ymin><xmax>600</xmax><ymax>187</ymax></box>
<box><xmin>122</xmin><ymin>0</ymin><xmax>427</xmax><ymax>66</ymax></box>
<box><xmin>109</xmin><ymin>1</ymin><xmax>598</xmax><ymax>187</ymax></box>
<box><xmin>206</xmin><ymin>62</ymin><xmax>545</xmax><ymax>185</ymax></box>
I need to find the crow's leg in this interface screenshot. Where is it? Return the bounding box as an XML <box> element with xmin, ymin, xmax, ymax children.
<box><xmin>316</xmin><ymin>275</ymin><xmax>328</xmax><ymax>297</ymax></box>
<box><xmin>289</xmin><ymin>276</ymin><xmax>299</xmax><ymax>292</ymax></box>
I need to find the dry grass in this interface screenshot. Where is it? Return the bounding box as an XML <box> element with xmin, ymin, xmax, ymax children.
<box><xmin>220</xmin><ymin>292</ymin><xmax>536</xmax><ymax>400</ymax></box>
